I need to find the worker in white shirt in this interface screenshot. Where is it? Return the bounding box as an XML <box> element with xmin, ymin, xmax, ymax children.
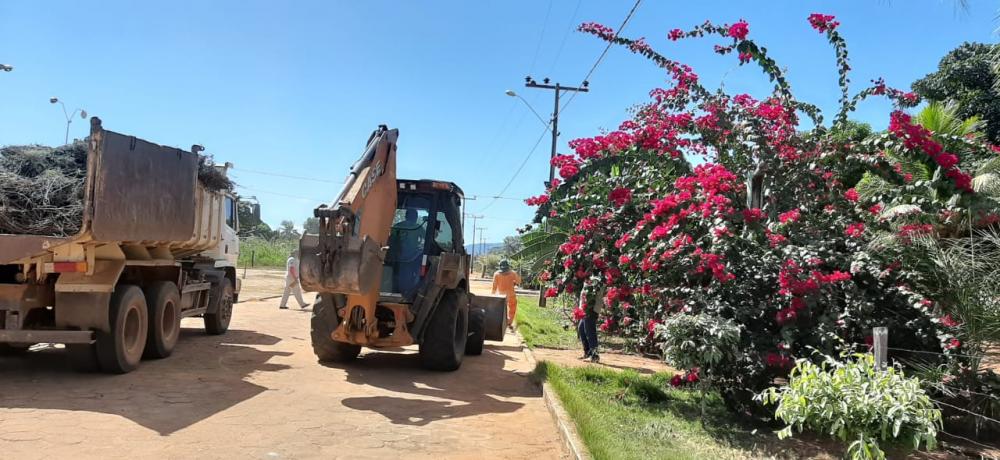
<box><xmin>279</xmin><ymin>249</ymin><xmax>308</xmax><ymax>309</ymax></box>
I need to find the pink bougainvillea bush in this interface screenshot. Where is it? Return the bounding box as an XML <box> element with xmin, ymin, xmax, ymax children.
<box><xmin>528</xmin><ymin>14</ymin><xmax>998</xmax><ymax>411</ymax></box>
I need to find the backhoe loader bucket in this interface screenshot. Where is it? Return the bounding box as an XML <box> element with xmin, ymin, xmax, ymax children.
<box><xmin>471</xmin><ymin>294</ymin><xmax>507</xmax><ymax>341</ymax></box>
<box><xmin>299</xmin><ymin>233</ymin><xmax>384</xmax><ymax>296</ymax></box>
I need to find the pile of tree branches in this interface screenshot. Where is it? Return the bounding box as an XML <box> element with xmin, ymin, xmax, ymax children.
<box><xmin>0</xmin><ymin>142</ymin><xmax>234</xmax><ymax>237</ymax></box>
<box><xmin>0</xmin><ymin>143</ymin><xmax>87</xmax><ymax>236</ymax></box>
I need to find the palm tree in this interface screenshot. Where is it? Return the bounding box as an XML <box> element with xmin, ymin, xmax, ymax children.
<box><xmin>857</xmin><ymin>102</ymin><xmax>1000</xmax><ymax>236</ymax></box>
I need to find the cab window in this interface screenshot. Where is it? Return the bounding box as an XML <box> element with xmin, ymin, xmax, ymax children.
<box><xmin>434</xmin><ymin>211</ymin><xmax>454</xmax><ymax>251</ymax></box>
<box><xmin>224</xmin><ymin>196</ymin><xmax>236</xmax><ymax>229</ymax></box>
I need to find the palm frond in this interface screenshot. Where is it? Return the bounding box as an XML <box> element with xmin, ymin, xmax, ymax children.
<box><xmin>855</xmin><ymin>172</ymin><xmax>896</xmax><ymax>201</ymax></box>
<box><xmin>879</xmin><ymin>204</ymin><xmax>923</xmax><ymax>220</ymax></box>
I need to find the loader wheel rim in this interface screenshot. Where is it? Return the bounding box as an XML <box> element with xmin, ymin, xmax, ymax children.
<box><xmin>122</xmin><ymin>305</ymin><xmax>143</xmax><ymax>358</ymax></box>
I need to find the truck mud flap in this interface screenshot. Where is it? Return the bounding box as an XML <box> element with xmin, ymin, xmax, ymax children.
<box><xmin>471</xmin><ymin>294</ymin><xmax>507</xmax><ymax>341</ymax></box>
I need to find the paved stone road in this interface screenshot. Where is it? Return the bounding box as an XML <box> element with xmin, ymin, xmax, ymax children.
<box><xmin>0</xmin><ymin>271</ymin><xmax>565</xmax><ymax>459</ymax></box>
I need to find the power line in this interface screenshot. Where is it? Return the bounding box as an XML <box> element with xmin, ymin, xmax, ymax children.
<box><xmin>233</xmin><ymin>166</ymin><xmax>344</xmax><ymax>184</ymax></box>
<box><xmin>477</xmin><ymin>125</ymin><xmax>550</xmax><ymax>213</ymax></box>
<box><xmin>560</xmin><ymin>0</ymin><xmax>642</xmax><ymax>114</ymax></box>
<box><xmin>235</xmin><ymin>185</ymin><xmax>327</xmax><ymax>203</ymax></box>
<box><xmin>526</xmin><ymin>0</ymin><xmax>555</xmax><ymax>75</ymax></box>
<box><xmin>547</xmin><ymin>0</ymin><xmax>583</xmax><ymax>75</ymax></box>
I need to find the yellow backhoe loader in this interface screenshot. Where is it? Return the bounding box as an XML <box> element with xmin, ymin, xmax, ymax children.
<box><xmin>299</xmin><ymin>126</ymin><xmax>506</xmax><ymax>371</ymax></box>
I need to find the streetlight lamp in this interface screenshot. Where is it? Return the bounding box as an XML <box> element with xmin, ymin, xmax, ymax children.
<box><xmin>505</xmin><ymin>89</ymin><xmax>550</xmax><ymax>130</ymax></box>
<box><xmin>49</xmin><ymin>97</ymin><xmax>87</xmax><ymax>145</ymax></box>
<box><xmin>0</xmin><ymin>64</ymin><xmax>13</xmax><ymax>72</ymax></box>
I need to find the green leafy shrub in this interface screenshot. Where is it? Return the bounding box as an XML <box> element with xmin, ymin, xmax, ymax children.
<box><xmin>759</xmin><ymin>354</ymin><xmax>942</xmax><ymax>460</ymax></box>
<box><xmin>656</xmin><ymin>313</ymin><xmax>740</xmax><ymax>374</ymax></box>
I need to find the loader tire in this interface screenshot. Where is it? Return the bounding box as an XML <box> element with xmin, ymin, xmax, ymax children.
<box><xmin>420</xmin><ymin>289</ymin><xmax>469</xmax><ymax>371</ymax></box>
<box><xmin>143</xmin><ymin>281</ymin><xmax>181</xmax><ymax>359</ymax></box>
<box><xmin>204</xmin><ymin>278</ymin><xmax>234</xmax><ymax>335</ymax></box>
<box><xmin>311</xmin><ymin>294</ymin><xmax>361</xmax><ymax>363</ymax></box>
<box><xmin>465</xmin><ymin>306</ymin><xmax>486</xmax><ymax>356</ymax></box>
<box><xmin>96</xmin><ymin>284</ymin><xmax>149</xmax><ymax>374</ymax></box>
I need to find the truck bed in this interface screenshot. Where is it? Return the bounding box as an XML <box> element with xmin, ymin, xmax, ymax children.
<box><xmin>0</xmin><ymin>118</ymin><xmax>225</xmax><ymax>264</ymax></box>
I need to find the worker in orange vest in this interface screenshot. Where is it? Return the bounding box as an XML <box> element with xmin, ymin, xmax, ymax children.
<box><xmin>491</xmin><ymin>259</ymin><xmax>521</xmax><ymax>328</ymax></box>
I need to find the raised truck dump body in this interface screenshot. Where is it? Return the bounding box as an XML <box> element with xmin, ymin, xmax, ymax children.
<box><xmin>0</xmin><ymin>117</ymin><xmax>240</xmax><ymax>373</ymax></box>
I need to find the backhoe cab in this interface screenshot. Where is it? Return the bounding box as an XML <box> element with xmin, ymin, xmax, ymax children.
<box><xmin>299</xmin><ymin>126</ymin><xmax>505</xmax><ymax>371</ymax></box>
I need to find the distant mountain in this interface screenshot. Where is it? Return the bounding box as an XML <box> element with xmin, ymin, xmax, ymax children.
<box><xmin>464</xmin><ymin>242</ymin><xmax>502</xmax><ymax>254</ymax></box>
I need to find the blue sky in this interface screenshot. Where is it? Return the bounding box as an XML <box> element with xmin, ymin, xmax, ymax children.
<box><xmin>1</xmin><ymin>1</ymin><xmax>996</xmax><ymax>244</ymax></box>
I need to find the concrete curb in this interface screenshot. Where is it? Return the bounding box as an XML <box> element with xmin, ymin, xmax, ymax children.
<box><xmin>517</xmin><ymin>332</ymin><xmax>591</xmax><ymax>460</ymax></box>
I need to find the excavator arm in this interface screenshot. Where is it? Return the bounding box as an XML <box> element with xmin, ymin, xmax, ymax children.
<box><xmin>299</xmin><ymin>126</ymin><xmax>398</xmax><ymax>344</ymax></box>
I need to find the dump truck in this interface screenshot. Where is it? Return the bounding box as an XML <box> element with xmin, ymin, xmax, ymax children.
<box><xmin>0</xmin><ymin>118</ymin><xmax>241</xmax><ymax>373</ymax></box>
<box><xmin>301</xmin><ymin>125</ymin><xmax>506</xmax><ymax>371</ymax></box>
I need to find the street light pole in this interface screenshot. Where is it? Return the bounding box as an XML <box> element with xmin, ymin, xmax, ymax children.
<box><xmin>49</xmin><ymin>97</ymin><xmax>87</xmax><ymax>145</ymax></box>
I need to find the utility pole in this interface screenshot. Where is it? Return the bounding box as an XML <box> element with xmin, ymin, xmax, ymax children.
<box><xmin>524</xmin><ymin>76</ymin><xmax>589</xmax><ymax>188</ymax></box>
<box><xmin>465</xmin><ymin>213</ymin><xmax>483</xmax><ymax>270</ymax></box>
<box><xmin>479</xmin><ymin>228</ymin><xmax>488</xmax><ymax>278</ymax></box>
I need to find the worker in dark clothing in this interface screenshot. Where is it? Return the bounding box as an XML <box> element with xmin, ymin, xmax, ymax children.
<box><xmin>577</xmin><ymin>288</ymin><xmax>603</xmax><ymax>363</ymax></box>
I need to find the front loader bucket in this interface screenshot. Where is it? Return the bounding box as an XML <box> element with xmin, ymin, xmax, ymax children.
<box><xmin>471</xmin><ymin>294</ymin><xmax>507</xmax><ymax>341</ymax></box>
<box><xmin>299</xmin><ymin>233</ymin><xmax>383</xmax><ymax>295</ymax></box>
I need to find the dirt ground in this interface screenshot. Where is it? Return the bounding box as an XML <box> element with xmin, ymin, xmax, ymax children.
<box><xmin>0</xmin><ymin>269</ymin><xmax>565</xmax><ymax>459</ymax></box>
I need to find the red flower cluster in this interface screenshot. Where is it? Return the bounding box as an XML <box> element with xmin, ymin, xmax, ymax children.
<box><xmin>778</xmin><ymin>209</ymin><xmax>801</xmax><ymax>224</ymax></box>
<box><xmin>778</xmin><ymin>259</ymin><xmax>852</xmax><ymax>297</ymax></box>
<box><xmin>897</xmin><ymin>224</ymin><xmax>934</xmax><ymax>241</ymax></box>
<box><xmin>888</xmin><ymin>111</ymin><xmax>974</xmax><ymax>193</ymax></box>
<box><xmin>628</xmin><ymin>37</ymin><xmax>651</xmax><ymax>54</ymax></box>
<box><xmin>524</xmin><ymin>194</ymin><xmax>549</xmax><ymax>206</ymax></box>
<box><xmin>669</xmin><ymin>369</ymin><xmax>700</xmax><ymax>387</ymax></box>
<box><xmin>743</xmin><ymin>208</ymin><xmax>765</xmax><ymax>222</ymax></box>
<box><xmin>844</xmin><ymin>188</ymin><xmax>859</xmax><ymax>202</ymax></box>
<box><xmin>578</xmin><ymin>22</ymin><xmax>615</xmax><ymax>41</ymax></box>
<box><xmin>609</xmin><ymin>187</ymin><xmax>633</xmax><ymax>207</ymax></box>
<box><xmin>559</xmin><ymin>234</ymin><xmax>586</xmax><ymax>255</ymax></box>
<box><xmin>667</xmin><ymin>28</ymin><xmax>684</xmax><ymax>41</ymax></box>
<box><xmin>551</xmin><ymin>154</ymin><xmax>581</xmax><ymax>179</ymax></box>
<box><xmin>940</xmin><ymin>314</ymin><xmax>959</xmax><ymax>328</ymax></box>
<box><xmin>727</xmin><ymin>20</ymin><xmax>749</xmax><ymax>40</ymax></box>
<box><xmin>807</xmin><ymin>13</ymin><xmax>840</xmax><ymax>33</ymax></box>
<box><xmin>845</xmin><ymin>222</ymin><xmax>865</xmax><ymax>238</ymax></box>
<box><xmin>765</xmin><ymin>352</ymin><xmax>793</xmax><ymax>369</ymax></box>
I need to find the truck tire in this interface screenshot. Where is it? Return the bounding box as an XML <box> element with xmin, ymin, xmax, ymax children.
<box><xmin>311</xmin><ymin>294</ymin><xmax>361</xmax><ymax>362</ymax></box>
<box><xmin>67</xmin><ymin>344</ymin><xmax>100</xmax><ymax>372</ymax></box>
<box><xmin>204</xmin><ymin>278</ymin><xmax>234</xmax><ymax>335</ymax></box>
<box><xmin>465</xmin><ymin>306</ymin><xmax>486</xmax><ymax>356</ymax></box>
<box><xmin>419</xmin><ymin>289</ymin><xmax>469</xmax><ymax>371</ymax></box>
<box><xmin>143</xmin><ymin>281</ymin><xmax>181</xmax><ymax>359</ymax></box>
<box><xmin>96</xmin><ymin>284</ymin><xmax>149</xmax><ymax>374</ymax></box>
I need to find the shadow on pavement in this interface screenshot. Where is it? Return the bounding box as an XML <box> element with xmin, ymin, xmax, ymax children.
<box><xmin>0</xmin><ymin>328</ymin><xmax>290</xmax><ymax>435</ymax></box>
<box><xmin>336</xmin><ymin>343</ymin><xmax>537</xmax><ymax>426</ymax></box>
